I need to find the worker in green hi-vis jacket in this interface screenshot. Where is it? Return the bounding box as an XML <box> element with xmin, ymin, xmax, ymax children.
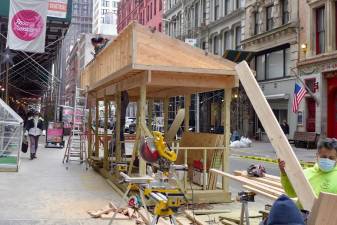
<box><xmin>278</xmin><ymin>138</ymin><xmax>337</xmax><ymax>206</ymax></box>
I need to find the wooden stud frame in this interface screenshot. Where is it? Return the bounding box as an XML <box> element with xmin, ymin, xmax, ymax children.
<box><xmin>80</xmin><ymin>22</ymin><xmax>238</xmax><ymax>204</ymax></box>
<box><xmin>95</xmin><ymin>97</ymin><xmax>99</xmax><ymax>157</ymax></box>
<box><xmin>103</xmin><ymin>91</ymin><xmax>109</xmax><ymax>171</ymax></box>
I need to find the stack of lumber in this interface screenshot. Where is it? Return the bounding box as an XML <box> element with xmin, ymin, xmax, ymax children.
<box><xmin>209</xmin><ymin>169</ymin><xmax>284</xmax><ymax>200</ymax></box>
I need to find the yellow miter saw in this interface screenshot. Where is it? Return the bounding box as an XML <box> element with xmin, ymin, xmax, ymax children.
<box><xmin>139</xmin><ymin>131</ymin><xmax>187</xmax><ymax>225</ymax></box>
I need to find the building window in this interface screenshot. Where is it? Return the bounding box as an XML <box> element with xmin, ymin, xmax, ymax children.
<box><xmin>102</xmin><ymin>9</ymin><xmax>109</xmax><ymax>15</ymax></box>
<box><xmin>201</xmin><ymin>0</ymin><xmax>206</xmax><ymax>23</ymax></box>
<box><xmin>150</xmin><ymin>3</ymin><xmax>153</xmax><ymax>19</ymax></box>
<box><xmin>266</xmin><ymin>6</ymin><xmax>273</xmax><ymax>31</ymax></box>
<box><xmin>223</xmin><ymin>31</ymin><xmax>230</xmax><ymax>50</ymax></box>
<box><xmin>235</xmin><ymin>26</ymin><xmax>241</xmax><ymax>50</ymax></box>
<box><xmin>316</xmin><ymin>6</ymin><xmax>325</xmax><ymax>54</ymax></box>
<box><xmin>102</xmin><ymin>0</ymin><xmax>110</xmax><ymax>7</ymax></box>
<box><xmin>159</xmin><ymin>0</ymin><xmax>162</xmax><ymax>11</ymax></box>
<box><xmin>254</xmin><ymin>12</ymin><xmax>259</xmax><ymax>35</ymax></box>
<box><xmin>147</xmin><ymin>5</ymin><xmax>149</xmax><ymax>21</ymax></box>
<box><xmin>195</xmin><ymin>2</ymin><xmax>199</xmax><ymax>27</ymax></box>
<box><xmin>256</xmin><ymin>55</ymin><xmax>265</xmax><ymax>81</ymax></box>
<box><xmin>213</xmin><ymin>35</ymin><xmax>219</xmax><ymax>55</ymax></box>
<box><xmin>224</xmin><ymin>0</ymin><xmax>230</xmax><ymax>15</ymax></box>
<box><xmin>159</xmin><ymin>22</ymin><xmax>162</xmax><ymax>32</ymax></box>
<box><xmin>236</xmin><ymin>0</ymin><xmax>240</xmax><ymax>9</ymax></box>
<box><xmin>154</xmin><ymin>0</ymin><xmax>156</xmax><ymax>15</ymax></box>
<box><xmin>214</xmin><ymin>0</ymin><xmax>219</xmax><ymax>20</ymax></box>
<box><xmin>255</xmin><ymin>46</ymin><xmax>290</xmax><ymax>81</ymax></box>
<box><xmin>282</xmin><ymin>0</ymin><xmax>289</xmax><ymax>24</ymax></box>
<box><xmin>266</xmin><ymin>50</ymin><xmax>284</xmax><ymax>79</ymax></box>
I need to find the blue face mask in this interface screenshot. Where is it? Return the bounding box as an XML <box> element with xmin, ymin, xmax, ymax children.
<box><xmin>318</xmin><ymin>158</ymin><xmax>336</xmax><ymax>172</ymax></box>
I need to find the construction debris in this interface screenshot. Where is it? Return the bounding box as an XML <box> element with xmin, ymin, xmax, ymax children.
<box><xmin>88</xmin><ymin>202</ymin><xmax>146</xmax><ymax>224</ymax></box>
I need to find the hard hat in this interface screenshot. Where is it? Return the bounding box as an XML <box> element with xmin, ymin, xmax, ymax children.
<box><xmin>140</xmin><ymin>137</ymin><xmax>159</xmax><ymax>163</ymax></box>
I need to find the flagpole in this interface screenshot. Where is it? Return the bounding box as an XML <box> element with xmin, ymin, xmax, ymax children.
<box><xmin>291</xmin><ymin>68</ymin><xmax>320</xmax><ymax>106</ymax></box>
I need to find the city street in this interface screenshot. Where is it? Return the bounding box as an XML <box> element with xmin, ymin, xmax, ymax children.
<box><xmin>0</xmin><ymin>0</ymin><xmax>337</xmax><ymax>224</ymax></box>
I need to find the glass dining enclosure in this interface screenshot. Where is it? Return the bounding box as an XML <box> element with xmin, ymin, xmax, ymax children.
<box><xmin>0</xmin><ymin>99</ymin><xmax>23</xmax><ymax>172</ymax></box>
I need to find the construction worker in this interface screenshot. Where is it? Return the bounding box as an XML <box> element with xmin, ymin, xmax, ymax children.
<box><xmin>279</xmin><ymin>138</ymin><xmax>337</xmax><ymax>203</ymax></box>
<box><xmin>260</xmin><ymin>195</ymin><xmax>305</xmax><ymax>225</ymax></box>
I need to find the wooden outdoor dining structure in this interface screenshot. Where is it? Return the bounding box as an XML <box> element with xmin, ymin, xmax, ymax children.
<box><xmin>80</xmin><ymin>22</ymin><xmax>239</xmax><ymax>203</ymax></box>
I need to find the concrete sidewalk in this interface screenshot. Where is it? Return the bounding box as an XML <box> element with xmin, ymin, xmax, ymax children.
<box><xmin>0</xmin><ymin>140</ymin><xmax>133</xmax><ymax>225</ymax></box>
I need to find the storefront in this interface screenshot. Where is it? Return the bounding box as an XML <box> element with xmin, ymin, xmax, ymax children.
<box><xmin>299</xmin><ymin>58</ymin><xmax>337</xmax><ymax>138</ymax></box>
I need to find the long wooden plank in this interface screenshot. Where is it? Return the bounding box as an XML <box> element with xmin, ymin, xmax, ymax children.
<box><xmin>243</xmin><ymin>185</ymin><xmax>279</xmax><ymax>201</ymax></box>
<box><xmin>233</xmin><ymin>171</ymin><xmax>283</xmax><ymax>189</ymax></box>
<box><xmin>210</xmin><ymin>169</ymin><xmax>284</xmax><ymax>193</ymax></box>
<box><xmin>166</xmin><ymin>108</ymin><xmax>185</xmax><ymax>142</ymax></box>
<box><xmin>235</xmin><ymin>61</ymin><xmax>316</xmax><ymax>211</ymax></box>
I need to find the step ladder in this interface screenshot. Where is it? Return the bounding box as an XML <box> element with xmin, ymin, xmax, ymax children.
<box><xmin>63</xmin><ymin>87</ymin><xmax>88</xmax><ymax>169</ymax></box>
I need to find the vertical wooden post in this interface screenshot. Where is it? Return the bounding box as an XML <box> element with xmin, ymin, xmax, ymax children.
<box><xmin>103</xmin><ymin>91</ymin><xmax>109</xmax><ymax>171</ymax></box>
<box><xmin>88</xmin><ymin>101</ymin><xmax>92</xmax><ymax>159</ymax></box>
<box><xmin>95</xmin><ymin>97</ymin><xmax>99</xmax><ymax>157</ymax></box>
<box><xmin>184</xmin><ymin>148</ymin><xmax>187</xmax><ymax>190</ymax></box>
<box><xmin>222</xmin><ymin>88</ymin><xmax>232</xmax><ymax>191</ymax></box>
<box><xmin>148</xmin><ymin>99</ymin><xmax>153</xmax><ymax>131</ymax></box>
<box><xmin>128</xmin><ymin>100</ymin><xmax>141</xmax><ymax>175</ymax></box>
<box><xmin>115</xmin><ymin>91</ymin><xmax>122</xmax><ymax>162</ymax></box>
<box><xmin>139</xmin><ymin>84</ymin><xmax>147</xmax><ymax>176</ymax></box>
<box><xmin>163</xmin><ymin>98</ymin><xmax>169</xmax><ymax>133</ymax></box>
<box><xmin>184</xmin><ymin>95</ymin><xmax>191</xmax><ymax>132</ymax></box>
<box><xmin>203</xmin><ymin>149</ymin><xmax>207</xmax><ymax>190</ymax></box>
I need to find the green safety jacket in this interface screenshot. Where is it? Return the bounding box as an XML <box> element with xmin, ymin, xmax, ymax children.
<box><xmin>281</xmin><ymin>164</ymin><xmax>337</xmax><ymax>201</ymax></box>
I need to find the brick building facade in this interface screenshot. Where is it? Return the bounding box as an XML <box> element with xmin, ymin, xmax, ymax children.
<box><xmin>117</xmin><ymin>0</ymin><xmax>163</xmax><ymax>33</ymax></box>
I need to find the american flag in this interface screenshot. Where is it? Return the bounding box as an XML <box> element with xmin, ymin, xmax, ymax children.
<box><xmin>292</xmin><ymin>83</ymin><xmax>307</xmax><ymax>113</ymax></box>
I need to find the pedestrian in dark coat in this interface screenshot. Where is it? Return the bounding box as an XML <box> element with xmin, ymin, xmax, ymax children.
<box><xmin>25</xmin><ymin>111</ymin><xmax>44</xmax><ymax>160</ymax></box>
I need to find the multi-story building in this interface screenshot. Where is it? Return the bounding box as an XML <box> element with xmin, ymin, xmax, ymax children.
<box><xmin>163</xmin><ymin>0</ymin><xmax>250</xmax><ymax>135</ymax></box>
<box><xmin>164</xmin><ymin>0</ymin><xmax>244</xmax><ymax>53</ymax></box>
<box><xmin>64</xmin><ymin>34</ymin><xmax>96</xmax><ymax>106</ymax></box>
<box><xmin>61</xmin><ymin>0</ymin><xmax>93</xmax><ymax>105</ymax></box>
<box><xmin>297</xmin><ymin>0</ymin><xmax>337</xmax><ymax>138</ymax></box>
<box><xmin>242</xmin><ymin>0</ymin><xmax>299</xmax><ymax>139</ymax></box>
<box><xmin>117</xmin><ymin>0</ymin><xmax>163</xmax><ymax>33</ymax></box>
<box><xmin>93</xmin><ymin>0</ymin><xmax>119</xmax><ymax>35</ymax></box>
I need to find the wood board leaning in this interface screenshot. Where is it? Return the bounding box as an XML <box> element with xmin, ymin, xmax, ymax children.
<box><xmin>235</xmin><ymin>61</ymin><xmax>316</xmax><ymax>211</ymax></box>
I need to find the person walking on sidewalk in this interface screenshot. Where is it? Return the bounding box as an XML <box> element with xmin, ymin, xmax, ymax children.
<box><xmin>25</xmin><ymin>110</ymin><xmax>44</xmax><ymax>160</ymax></box>
<box><xmin>278</xmin><ymin>138</ymin><xmax>337</xmax><ymax>206</ymax></box>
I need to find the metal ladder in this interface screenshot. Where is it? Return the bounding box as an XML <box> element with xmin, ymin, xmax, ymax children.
<box><xmin>63</xmin><ymin>87</ymin><xmax>88</xmax><ymax>169</ymax></box>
